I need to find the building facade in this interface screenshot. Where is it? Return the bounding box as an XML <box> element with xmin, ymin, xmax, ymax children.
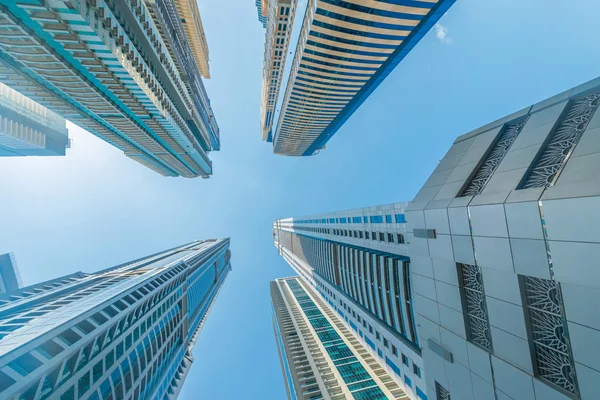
<box><xmin>255</xmin><ymin>0</ymin><xmax>267</xmax><ymax>28</ymax></box>
<box><xmin>0</xmin><ymin>253</ymin><xmax>22</xmax><ymax>295</ymax></box>
<box><xmin>258</xmin><ymin>0</ymin><xmax>294</xmax><ymax>141</ymax></box>
<box><xmin>271</xmin><ymin>276</ymin><xmax>409</xmax><ymax>399</ymax></box>
<box><xmin>260</xmin><ymin>0</ymin><xmax>455</xmax><ymax>156</ymax></box>
<box><xmin>273</xmin><ymin>204</ymin><xmax>429</xmax><ymax>400</ymax></box>
<box><xmin>0</xmin><ymin>238</ymin><xmax>231</xmax><ymax>400</ymax></box>
<box><xmin>0</xmin><ymin>0</ymin><xmax>219</xmax><ymax>177</ymax></box>
<box><xmin>0</xmin><ymin>82</ymin><xmax>68</xmax><ymax>157</ymax></box>
<box><xmin>405</xmin><ymin>77</ymin><xmax>600</xmax><ymax>400</ymax></box>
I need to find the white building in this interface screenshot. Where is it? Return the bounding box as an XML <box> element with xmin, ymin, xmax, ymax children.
<box><xmin>271</xmin><ymin>276</ymin><xmax>409</xmax><ymax>400</ymax></box>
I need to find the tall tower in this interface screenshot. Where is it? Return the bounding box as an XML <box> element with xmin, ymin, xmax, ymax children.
<box><xmin>271</xmin><ymin>276</ymin><xmax>409</xmax><ymax>400</ymax></box>
<box><xmin>0</xmin><ymin>0</ymin><xmax>219</xmax><ymax>177</ymax></box>
<box><xmin>272</xmin><ymin>204</ymin><xmax>427</xmax><ymax>400</ymax></box>
<box><xmin>0</xmin><ymin>82</ymin><xmax>68</xmax><ymax>157</ymax></box>
<box><xmin>259</xmin><ymin>0</ymin><xmax>456</xmax><ymax>156</ymax></box>
<box><xmin>0</xmin><ymin>239</ymin><xmax>231</xmax><ymax>399</ymax></box>
<box><xmin>405</xmin><ymin>77</ymin><xmax>600</xmax><ymax>400</ymax></box>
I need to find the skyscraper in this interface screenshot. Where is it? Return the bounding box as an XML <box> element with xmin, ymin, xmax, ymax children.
<box><xmin>404</xmin><ymin>77</ymin><xmax>600</xmax><ymax>400</ymax></box>
<box><xmin>0</xmin><ymin>1</ymin><xmax>219</xmax><ymax>177</ymax></box>
<box><xmin>259</xmin><ymin>0</ymin><xmax>456</xmax><ymax>156</ymax></box>
<box><xmin>272</xmin><ymin>204</ymin><xmax>428</xmax><ymax>400</ymax></box>
<box><xmin>258</xmin><ymin>0</ymin><xmax>293</xmax><ymax>141</ymax></box>
<box><xmin>271</xmin><ymin>276</ymin><xmax>409</xmax><ymax>400</ymax></box>
<box><xmin>0</xmin><ymin>82</ymin><xmax>68</xmax><ymax>157</ymax></box>
<box><xmin>0</xmin><ymin>238</ymin><xmax>231</xmax><ymax>399</ymax></box>
<box><xmin>255</xmin><ymin>0</ymin><xmax>268</xmax><ymax>28</ymax></box>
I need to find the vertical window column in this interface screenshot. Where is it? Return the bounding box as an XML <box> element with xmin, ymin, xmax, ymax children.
<box><xmin>391</xmin><ymin>259</ymin><xmax>406</xmax><ymax>336</ymax></box>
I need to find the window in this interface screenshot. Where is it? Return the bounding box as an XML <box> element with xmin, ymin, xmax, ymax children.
<box><xmin>392</xmin><ymin>345</ymin><xmax>398</xmax><ymax>356</ymax></box>
<box><xmin>105</xmin><ymin>351</ymin><xmax>114</xmax><ymax>369</ymax></box>
<box><xmin>372</xmin><ymin>232</ymin><xmax>377</xmax><ymax>241</ymax></box>
<box><xmin>353</xmin><ymin>230</ymin><xmax>358</xmax><ymax>238</ymax></box>
<box><xmin>387</xmin><ymin>233</ymin><xmax>394</xmax><ymax>243</ymax></box>
<box><xmin>8</xmin><ymin>353</ymin><xmax>42</xmax><ymax>376</ymax></box>
<box><xmin>413</xmin><ymin>363</ymin><xmax>421</xmax><ymax>378</ymax></box>
<box><xmin>93</xmin><ymin>361</ymin><xmax>103</xmax><ymax>383</ymax></box>
<box><xmin>395</xmin><ymin>214</ymin><xmax>406</xmax><ymax>223</ymax></box>
<box><xmin>369</xmin><ymin>325</ymin><xmax>373</xmax><ymax>334</ymax></box>
<box><xmin>359</xmin><ymin>231</ymin><xmax>363</xmax><ymax>239</ymax></box>
<box><xmin>365</xmin><ymin>232</ymin><xmax>370</xmax><ymax>240</ymax></box>
<box><xmin>385</xmin><ymin>215</ymin><xmax>393</xmax><ymax>223</ymax></box>
<box><xmin>397</xmin><ymin>233</ymin><xmax>405</xmax><ymax>244</ymax></box>
<box><xmin>60</xmin><ymin>386</ymin><xmax>74</xmax><ymax>400</ymax></box>
<box><xmin>91</xmin><ymin>312</ymin><xmax>108</xmax><ymax>325</ymax></box>
<box><xmin>376</xmin><ymin>331</ymin><xmax>380</xmax><ymax>340</ymax></box>
<box><xmin>370</xmin><ymin>215</ymin><xmax>383</xmax><ymax>223</ymax></box>
<box><xmin>37</xmin><ymin>340</ymin><xmax>64</xmax><ymax>359</ymax></box>
<box><xmin>59</xmin><ymin>329</ymin><xmax>81</xmax><ymax>346</ymax></box>
<box><xmin>383</xmin><ymin>338</ymin><xmax>389</xmax><ymax>348</ymax></box>
<box><xmin>77</xmin><ymin>320</ymin><xmax>95</xmax><ymax>334</ymax></box>
<box><xmin>78</xmin><ymin>371</ymin><xmax>91</xmax><ymax>396</ymax></box>
<box><xmin>402</xmin><ymin>354</ymin><xmax>409</xmax><ymax>366</ymax></box>
<box><xmin>363</xmin><ymin>320</ymin><xmax>367</xmax><ymax>328</ymax></box>
<box><xmin>379</xmin><ymin>232</ymin><xmax>385</xmax><ymax>241</ymax></box>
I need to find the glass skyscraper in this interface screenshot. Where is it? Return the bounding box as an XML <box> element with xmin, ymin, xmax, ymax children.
<box><xmin>0</xmin><ymin>1</ymin><xmax>219</xmax><ymax>177</ymax></box>
<box><xmin>258</xmin><ymin>0</ymin><xmax>455</xmax><ymax>156</ymax></box>
<box><xmin>272</xmin><ymin>204</ymin><xmax>427</xmax><ymax>400</ymax></box>
<box><xmin>271</xmin><ymin>276</ymin><xmax>409</xmax><ymax>400</ymax></box>
<box><xmin>0</xmin><ymin>82</ymin><xmax>68</xmax><ymax>157</ymax></box>
<box><xmin>0</xmin><ymin>238</ymin><xmax>231</xmax><ymax>400</ymax></box>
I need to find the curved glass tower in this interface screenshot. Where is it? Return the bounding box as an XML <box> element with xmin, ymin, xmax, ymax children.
<box><xmin>271</xmin><ymin>277</ymin><xmax>409</xmax><ymax>400</ymax></box>
<box><xmin>0</xmin><ymin>239</ymin><xmax>231</xmax><ymax>399</ymax></box>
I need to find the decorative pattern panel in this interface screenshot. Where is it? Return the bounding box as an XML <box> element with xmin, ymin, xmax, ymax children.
<box><xmin>435</xmin><ymin>381</ymin><xmax>451</xmax><ymax>400</ymax></box>
<box><xmin>521</xmin><ymin>92</ymin><xmax>600</xmax><ymax>189</ymax></box>
<box><xmin>522</xmin><ymin>276</ymin><xmax>578</xmax><ymax>395</ymax></box>
<box><xmin>457</xmin><ymin>263</ymin><xmax>493</xmax><ymax>351</ymax></box>
<box><xmin>460</xmin><ymin>119</ymin><xmax>528</xmax><ymax>196</ymax></box>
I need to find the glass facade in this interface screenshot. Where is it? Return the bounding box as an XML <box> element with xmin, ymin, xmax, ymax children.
<box><xmin>287</xmin><ymin>280</ymin><xmax>388</xmax><ymax>399</ymax></box>
<box><xmin>271</xmin><ymin>277</ymin><xmax>408</xmax><ymax>400</ymax></box>
<box><xmin>0</xmin><ymin>239</ymin><xmax>231</xmax><ymax>399</ymax></box>
<box><xmin>0</xmin><ymin>1</ymin><xmax>219</xmax><ymax>177</ymax></box>
<box><xmin>273</xmin><ymin>203</ymin><xmax>427</xmax><ymax>400</ymax></box>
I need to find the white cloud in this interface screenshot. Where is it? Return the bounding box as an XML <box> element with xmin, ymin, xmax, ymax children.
<box><xmin>435</xmin><ymin>23</ymin><xmax>452</xmax><ymax>44</ymax></box>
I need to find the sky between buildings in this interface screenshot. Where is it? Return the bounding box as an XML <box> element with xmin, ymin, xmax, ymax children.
<box><xmin>1</xmin><ymin>0</ymin><xmax>600</xmax><ymax>398</ymax></box>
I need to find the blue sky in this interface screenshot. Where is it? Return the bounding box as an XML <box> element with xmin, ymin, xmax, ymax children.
<box><xmin>1</xmin><ymin>0</ymin><xmax>600</xmax><ymax>398</ymax></box>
